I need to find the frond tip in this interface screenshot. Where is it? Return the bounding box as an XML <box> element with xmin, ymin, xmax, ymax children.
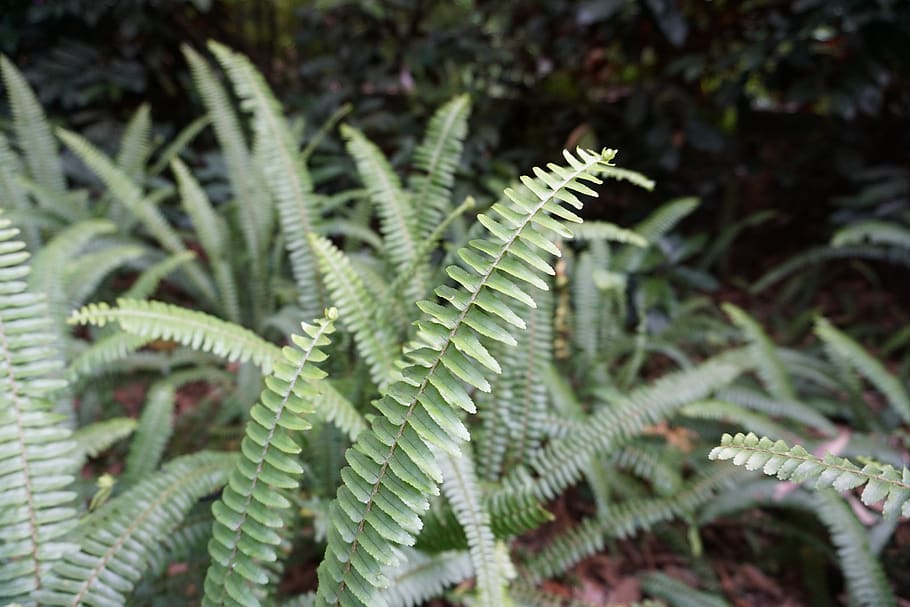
<box><xmin>709</xmin><ymin>432</ymin><xmax>910</xmax><ymax>519</ymax></box>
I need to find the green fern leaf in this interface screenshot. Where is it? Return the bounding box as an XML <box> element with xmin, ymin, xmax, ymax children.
<box><xmin>37</xmin><ymin>451</ymin><xmax>234</xmax><ymax>607</ymax></box>
<box><xmin>71</xmin><ymin>417</ymin><xmax>137</xmax><ymax>464</ymax></box>
<box><xmin>410</xmin><ymin>94</ymin><xmax>471</xmax><ymax>239</ymax></box>
<box><xmin>67</xmin><ymin>332</ymin><xmax>154</xmax><ymax>381</ymax></box>
<box><xmin>342</xmin><ymin>124</ymin><xmax>427</xmax><ymax>303</ymax></box>
<box><xmin>709</xmin><ymin>432</ymin><xmax>910</xmax><ymax>519</ymax></box>
<box><xmin>315</xmin><ymin>148</ymin><xmax>624</xmax><ymax>607</ymax></box>
<box><xmin>815</xmin><ymin>317</ymin><xmax>910</xmax><ymax>425</ymax></box>
<box><xmin>722</xmin><ymin>303</ymin><xmax>796</xmax><ymax>401</ymax></box>
<box><xmin>116</xmin><ymin>103</ymin><xmax>152</xmax><ymax>182</ymax></box>
<box><xmin>123</xmin><ymin>380</ymin><xmax>176</xmax><ymax>486</ymax></box>
<box><xmin>0</xmin><ymin>55</ymin><xmax>65</xmax><ymax>194</ymax></box>
<box><xmin>381</xmin><ymin>549</ymin><xmax>472</xmax><ymax>607</ymax></box>
<box><xmin>0</xmin><ymin>132</ymin><xmax>38</xmax><ymax>249</ymax></box>
<box><xmin>202</xmin><ymin>311</ymin><xmax>337</xmax><ymax>607</ymax></box>
<box><xmin>123</xmin><ymin>250</ymin><xmax>198</xmax><ymax>300</ymax></box>
<box><xmin>831</xmin><ymin>219</ymin><xmax>910</xmax><ymax>250</ymax></box>
<box><xmin>148</xmin><ymin>114</ymin><xmax>211</xmax><ymax>177</ymax></box>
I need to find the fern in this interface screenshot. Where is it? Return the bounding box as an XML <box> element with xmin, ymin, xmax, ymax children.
<box><xmin>722</xmin><ymin>303</ymin><xmax>795</xmax><ymax>401</ymax></box>
<box><xmin>0</xmin><ymin>213</ymin><xmax>77</xmax><ymax>605</ymax></box>
<box><xmin>410</xmin><ymin>94</ymin><xmax>471</xmax><ymax>239</ymax></box>
<box><xmin>342</xmin><ymin>124</ymin><xmax>426</xmax><ymax>303</ymax></box>
<box><xmin>709</xmin><ymin>433</ymin><xmax>910</xmax><ymax>519</ymax></box>
<box><xmin>713</xmin><ymin>386</ymin><xmax>837</xmax><ymax>435</ymax></box>
<box><xmin>613</xmin><ymin>197</ymin><xmax>697</xmax><ymax>272</ymax></box>
<box><xmin>202</xmin><ymin>311</ymin><xmax>337</xmax><ymax>607</ymax></box>
<box><xmin>380</xmin><ymin>549</ymin><xmax>472</xmax><ymax>607</ymax></box>
<box><xmin>37</xmin><ymin>451</ymin><xmax>234</xmax><ymax>607</ymax></box>
<box><xmin>314</xmin><ymin>148</ymin><xmax>630</xmax><ymax>607</ymax></box>
<box><xmin>0</xmin><ymin>55</ymin><xmax>65</xmax><ymax>194</ymax></box>
<box><xmin>0</xmin><ymin>132</ymin><xmax>38</xmax><ymax>249</ymax></box>
<box><xmin>815</xmin><ymin>316</ymin><xmax>910</xmax><ymax>424</ymax></box>
<box><xmin>123</xmin><ymin>250</ymin><xmax>197</xmax><ymax>300</ymax></box>
<box><xmin>122</xmin><ymin>380</ymin><xmax>176</xmax><ymax>486</ymax></box>
<box><xmin>71</xmin><ymin>417</ymin><xmax>136</xmax><ymax>464</ymax></box>
<box><xmin>831</xmin><ymin>219</ymin><xmax>910</xmax><ymax>250</ymax></box>
<box><xmin>67</xmin><ymin>332</ymin><xmax>154</xmax><ymax>381</ymax></box>
<box><xmin>116</xmin><ymin>103</ymin><xmax>152</xmax><ymax>182</ymax></box>
<box><xmin>640</xmin><ymin>572</ymin><xmax>730</xmax><ymax>607</ymax></box>
<box><xmin>209</xmin><ymin>41</ymin><xmax>328</xmax><ymax>321</ymax></box>
<box><xmin>148</xmin><ymin>114</ymin><xmax>211</xmax><ymax>177</ymax></box>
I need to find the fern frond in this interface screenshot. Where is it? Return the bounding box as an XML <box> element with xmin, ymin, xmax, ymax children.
<box><xmin>314</xmin><ymin>148</ymin><xmax>625</xmax><ymax>607</ymax></box>
<box><xmin>56</xmin><ymin>129</ymin><xmax>217</xmax><ymax>303</ymax></box>
<box><xmin>63</xmin><ymin>244</ymin><xmax>146</xmax><ymax>307</ymax></box>
<box><xmin>182</xmin><ymin>45</ymin><xmax>268</xmax><ymax>275</ymax></box>
<box><xmin>512</xmin><ymin>581</ymin><xmax>665</xmax><ymax>607</ymax></box>
<box><xmin>380</xmin><ymin>549</ymin><xmax>472</xmax><ymax>607</ymax></box>
<box><xmin>0</xmin><ymin>55</ymin><xmax>65</xmax><ymax>193</ymax></box>
<box><xmin>37</xmin><ymin>451</ymin><xmax>234</xmax><ymax>607</ymax></box>
<box><xmin>722</xmin><ymin>303</ymin><xmax>795</xmax><ymax>401</ymax></box>
<box><xmin>709</xmin><ymin>432</ymin><xmax>910</xmax><ymax>519</ymax></box>
<box><xmin>67</xmin><ymin>332</ymin><xmax>153</xmax><ymax>381</ymax></box>
<box><xmin>71</xmin><ymin>417</ymin><xmax>136</xmax><ymax>464</ymax></box>
<box><xmin>202</xmin><ymin>311</ymin><xmax>337</xmax><ymax>607</ymax></box>
<box><xmin>117</xmin><ymin>103</ymin><xmax>152</xmax><ymax>181</ymax></box>
<box><xmin>523</xmin><ymin>467</ymin><xmax>739</xmax><ymax>582</ymax></box>
<box><xmin>815</xmin><ymin>317</ymin><xmax>910</xmax><ymax>424</ymax></box>
<box><xmin>613</xmin><ymin>197</ymin><xmax>698</xmax><ymax>272</ymax></box>
<box><xmin>123</xmin><ymin>380</ymin><xmax>176</xmax><ymax>486</ymax></box>
<box><xmin>714</xmin><ymin>386</ymin><xmax>837</xmax><ymax>435</ymax></box>
<box><xmin>438</xmin><ymin>449</ymin><xmax>509</xmax><ymax>607</ymax></box>
<box><xmin>751</xmin><ymin>245</ymin><xmax>910</xmax><ymax>292</ymax></box>
<box><xmin>524</xmin><ymin>354</ymin><xmax>744</xmax><ymax>500</ymax></box>
<box><xmin>568</xmin><ymin>221</ymin><xmax>648</xmax><ymax>246</ymax></box>
<box><xmin>611</xmin><ymin>444</ymin><xmax>682</xmax><ymax>495</ymax></box>
<box><xmin>342</xmin><ymin>124</ymin><xmax>426</xmax><ymax>302</ymax></box>
<box><xmin>814</xmin><ymin>489</ymin><xmax>896</xmax><ymax>607</ymax></box>
<box><xmin>0</xmin><ymin>132</ymin><xmax>38</xmax><ymax>249</ymax></box>
<box><xmin>209</xmin><ymin>41</ymin><xmax>331</xmax><ymax>321</ymax></box>
<box><xmin>311</xmin><ymin>235</ymin><xmax>398</xmax><ymax>387</ymax></box>
<box><xmin>0</xmin><ymin>214</ymin><xmax>77</xmax><ymax>605</ymax></box>
<box><xmin>69</xmin><ymin>298</ymin><xmax>283</xmax><ymax>373</ymax></box>
<box><xmin>680</xmin><ymin>399</ymin><xmax>800</xmax><ymax>443</ymax></box>
<box><xmin>172</xmin><ymin>157</ymin><xmax>241</xmax><ymax>322</ymax></box>
<box><xmin>831</xmin><ymin>219</ymin><xmax>910</xmax><ymax>250</ymax></box>
<box><xmin>410</xmin><ymin>94</ymin><xmax>471</xmax><ymax>239</ymax></box>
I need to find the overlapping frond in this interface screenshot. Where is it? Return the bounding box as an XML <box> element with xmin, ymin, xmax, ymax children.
<box><xmin>203</xmin><ymin>311</ymin><xmax>337</xmax><ymax>607</ymax></box>
<box><xmin>0</xmin><ymin>214</ymin><xmax>77</xmax><ymax>605</ymax></box>
<box><xmin>815</xmin><ymin>317</ymin><xmax>910</xmax><ymax>424</ymax></box>
<box><xmin>67</xmin><ymin>332</ymin><xmax>154</xmax><ymax>381</ymax></box>
<box><xmin>0</xmin><ymin>55</ymin><xmax>65</xmax><ymax>193</ymax></box>
<box><xmin>709</xmin><ymin>433</ymin><xmax>910</xmax><ymax>519</ymax></box>
<box><xmin>37</xmin><ymin>451</ymin><xmax>234</xmax><ymax>607</ymax></box>
<box><xmin>314</xmin><ymin>148</ymin><xmax>634</xmax><ymax>607</ymax></box>
<box><xmin>71</xmin><ymin>417</ymin><xmax>136</xmax><ymax>464</ymax></box>
<box><xmin>311</xmin><ymin>235</ymin><xmax>398</xmax><ymax>387</ymax></box>
<box><xmin>342</xmin><ymin>125</ymin><xmax>426</xmax><ymax>303</ymax></box>
<box><xmin>380</xmin><ymin>549</ymin><xmax>472</xmax><ymax>607</ymax></box>
<box><xmin>209</xmin><ymin>41</ymin><xmax>329</xmax><ymax>320</ymax></box>
<box><xmin>410</xmin><ymin>94</ymin><xmax>471</xmax><ymax>239</ymax></box>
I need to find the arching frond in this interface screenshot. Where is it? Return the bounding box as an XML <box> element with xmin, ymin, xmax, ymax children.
<box><xmin>714</xmin><ymin>386</ymin><xmax>837</xmax><ymax>435</ymax></box>
<box><xmin>69</xmin><ymin>299</ymin><xmax>282</xmax><ymax>373</ymax></box>
<box><xmin>123</xmin><ymin>251</ymin><xmax>198</xmax><ymax>300</ymax></box>
<box><xmin>148</xmin><ymin>114</ymin><xmax>211</xmax><ymax>177</ymax></box>
<box><xmin>722</xmin><ymin>303</ymin><xmax>795</xmax><ymax>401</ymax></box>
<box><xmin>815</xmin><ymin>317</ymin><xmax>910</xmax><ymax>424</ymax></box>
<box><xmin>709</xmin><ymin>433</ymin><xmax>910</xmax><ymax>519</ymax></box>
<box><xmin>752</xmin><ymin>245</ymin><xmax>910</xmax><ymax>292</ymax></box>
<box><xmin>67</xmin><ymin>332</ymin><xmax>154</xmax><ymax>381</ymax></box>
<box><xmin>37</xmin><ymin>451</ymin><xmax>234</xmax><ymax>607</ymax></box>
<box><xmin>410</xmin><ymin>94</ymin><xmax>471</xmax><ymax>239</ymax></box>
<box><xmin>71</xmin><ymin>417</ymin><xmax>136</xmax><ymax>465</ymax></box>
<box><xmin>568</xmin><ymin>221</ymin><xmax>648</xmax><ymax>246</ymax></box>
<box><xmin>613</xmin><ymin>197</ymin><xmax>698</xmax><ymax>272</ymax></box>
<box><xmin>209</xmin><ymin>41</ymin><xmax>328</xmax><ymax>320</ymax></box>
<box><xmin>315</xmin><ymin>148</ymin><xmax>632</xmax><ymax>607</ymax></box>
<box><xmin>831</xmin><ymin>220</ymin><xmax>910</xmax><ymax>250</ymax></box>
<box><xmin>342</xmin><ymin>124</ymin><xmax>426</xmax><ymax>303</ymax></box>
<box><xmin>62</xmin><ymin>244</ymin><xmax>146</xmax><ymax>307</ymax></box>
<box><xmin>202</xmin><ymin>311</ymin><xmax>337</xmax><ymax>607</ymax></box>
<box><xmin>0</xmin><ymin>55</ymin><xmax>65</xmax><ymax>193</ymax></box>
<box><xmin>680</xmin><ymin>399</ymin><xmax>800</xmax><ymax>443</ymax></box>
<box><xmin>0</xmin><ymin>214</ymin><xmax>77</xmax><ymax>606</ymax></box>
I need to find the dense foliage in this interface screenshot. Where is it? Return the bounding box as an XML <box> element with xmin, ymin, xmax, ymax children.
<box><xmin>0</xmin><ymin>3</ymin><xmax>908</xmax><ymax>606</ymax></box>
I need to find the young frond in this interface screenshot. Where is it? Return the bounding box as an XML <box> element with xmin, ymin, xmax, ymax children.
<box><xmin>202</xmin><ymin>311</ymin><xmax>337</xmax><ymax>607</ymax></box>
<box><xmin>722</xmin><ymin>303</ymin><xmax>795</xmax><ymax>401</ymax></box>
<box><xmin>37</xmin><ymin>451</ymin><xmax>235</xmax><ymax>607</ymax></box>
<box><xmin>410</xmin><ymin>94</ymin><xmax>472</xmax><ymax>239</ymax></box>
<box><xmin>0</xmin><ymin>214</ymin><xmax>77</xmax><ymax>605</ymax></box>
<box><xmin>209</xmin><ymin>41</ymin><xmax>329</xmax><ymax>320</ymax></box>
<box><xmin>709</xmin><ymin>433</ymin><xmax>910</xmax><ymax>519</ymax></box>
<box><xmin>310</xmin><ymin>235</ymin><xmax>399</xmax><ymax>387</ymax></box>
<box><xmin>342</xmin><ymin>124</ymin><xmax>426</xmax><ymax>303</ymax></box>
<box><xmin>0</xmin><ymin>55</ymin><xmax>65</xmax><ymax>193</ymax></box>
<box><xmin>314</xmin><ymin>148</ymin><xmax>628</xmax><ymax>607</ymax></box>
<box><xmin>815</xmin><ymin>317</ymin><xmax>910</xmax><ymax>425</ymax></box>
<box><xmin>69</xmin><ymin>298</ymin><xmax>283</xmax><ymax>373</ymax></box>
